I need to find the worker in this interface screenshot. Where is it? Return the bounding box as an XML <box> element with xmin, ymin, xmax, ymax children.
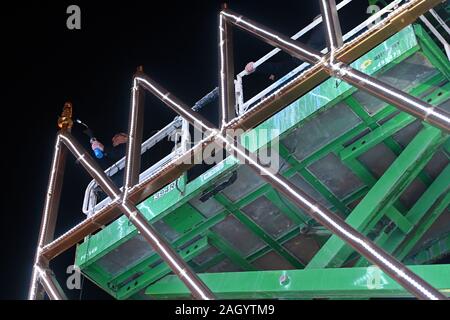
<box><xmin>90</xmin><ymin>132</ymin><xmax>129</xmax><ymax>199</ymax></box>
<box><xmin>90</xmin><ymin>132</ymin><xmax>128</xmax><ymax>167</ymax></box>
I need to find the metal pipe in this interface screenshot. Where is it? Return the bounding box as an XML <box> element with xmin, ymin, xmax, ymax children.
<box><xmin>222</xmin><ymin>140</ymin><xmax>446</xmax><ymax>300</ymax></box>
<box><xmin>319</xmin><ymin>0</ymin><xmax>343</xmax><ymax>51</ymax></box>
<box><xmin>29</xmin><ymin>135</ymin><xmax>68</xmax><ymax>300</ymax></box>
<box><xmin>239</xmin><ymin>0</ymin><xmax>403</xmax><ymax>113</ymax></box>
<box><xmin>135</xmin><ymin>74</ymin><xmax>216</xmax><ymax>133</ymax></box>
<box><xmin>42</xmin><ymin>137</ymin><xmax>209</xmax><ymax>260</ymax></box>
<box><xmin>419</xmin><ymin>15</ymin><xmax>450</xmax><ymax>60</ymax></box>
<box><xmin>230</xmin><ymin>0</ymin><xmax>441</xmax><ymax>130</ymax></box>
<box><xmin>83</xmin><ymin>85</ymin><xmax>218</xmax><ymax>215</ymax></box>
<box><xmin>221</xmin><ymin>9</ymin><xmax>322</xmax><ymax>65</ymax></box>
<box><xmin>193</xmin><ymin>87</ymin><xmax>219</xmax><ymax>112</ymax></box>
<box><xmin>59</xmin><ymin>132</ymin><xmax>215</xmax><ymax>300</ymax></box>
<box><xmin>33</xmin><ymin>0</ymin><xmax>445</xmax><ymax>300</ymax></box>
<box><xmin>221</xmin><ymin>8</ymin><xmax>450</xmax><ymax>133</ymax></box>
<box><xmin>137</xmin><ymin>72</ymin><xmax>446</xmax><ymax>300</ymax></box>
<box><xmin>236</xmin><ymin>0</ymin><xmax>353</xmax><ymax>78</ymax></box>
<box><xmin>319</xmin><ymin>0</ymin><xmax>450</xmax><ymax>132</ymax></box>
<box><xmin>219</xmin><ymin>8</ymin><xmax>236</xmax><ymax>128</ymax></box>
<box><xmin>335</xmin><ymin>65</ymin><xmax>450</xmax><ymax>132</ymax></box>
<box><xmin>43</xmin><ymin>0</ymin><xmax>442</xmax><ymax>263</ymax></box>
<box><xmin>81</xmin><ymin>0</ymin><xmax>439</xmax><ymax>223</ymax></box>
<box><xmin>429</xmin><ymin>9</ymin><xmax>450</xmax><ymax>36</ymax></box>
<box><xmin>83</xmin><ymin>119</ymin><xmax>184</xmax><ymax>215</ymax></box>
<box><xmin>37</xmin><ymin>265</ymin><xmax>68</xmax><ymax>300</ymax></box>
<box><xmin>123</xmin><ymin>71</ymin><xmax>145</xmax><ymax>196</ymax></box>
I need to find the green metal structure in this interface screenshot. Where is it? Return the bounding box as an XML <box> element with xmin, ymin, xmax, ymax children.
<box><xmin>74</xmin><ymin>20</ymin><xmax>450</xmax><ymax>300</ymax></box>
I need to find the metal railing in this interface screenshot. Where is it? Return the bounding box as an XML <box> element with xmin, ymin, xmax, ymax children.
<box><xmin>83</xmin><ymin>0</ymin><xmax>407</xmax><ymax>215</ymax></box>
<box><xmin>235</xmin><ymin>0</ymin><xmax>406</xmax><ymax>114</ymax></box>
<box><xmin>420</xmin><ymin>8</ymin><xmax>450</xmax><ymax>59</ymax></box>
<box><xmin>85</xmin><ymin>0</ymin><xmax>450</xmax><ymax>216</ymax></box>
<box><xmin>82</xmin><ymin>88</ymin><xmax>218</xmax><ymax>216</ymax></box>
<box><xmin>29</xmin><ymin>0</ymin><xmax>449</xmax><ymax>301</ymax></box>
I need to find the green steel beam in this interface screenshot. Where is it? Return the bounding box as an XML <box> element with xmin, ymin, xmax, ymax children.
<box><xmin>284</xmin><ymin>123</ymin><xmax>369</xmax><ymax>174</ymax></box>
<box><xmin>107</xmin><ymin>71</ymin><xmax>448</xmax><ymax>294</ymax></box>
<box><xmin>207</xmin><ymin>232</ymin><xmax>257</xmax><ymax>271</ymax></box>
<box><xmin>107</xmin><ymin>209</ymin><xmax>230</xmax><ymax>290</ymax></box>
<box><xmin>196</xmin><ymin>253</ymin><xmax>227</xmax><ymax>273</ymax></box>
<box><xmin>198</xmin><ymin>226</ymin><xmax>303</xmax><ymax>273</ymax></box>
<box><xmin>76</xmin><ymin>160</ymin><xmax>239</xmax><ymax>268</ymax></box>
<box><xmin>340</xmin><ymin>112</ymin><xmax>416</xmax><ymax>161</ymax></box>
<box><xmin>82</xmin><ymin>264</ymin><xmax>117</xmax><ymax>298</ymax></box>
<box><xmin>356</xmin><ymin>164</ymin><xmax>450</xmax><ymax>267</ymax></box>
<box><xmin>229</xmin><ymin>168</ymin><xmax>311</xmax><ymax>224</ymax></box>
<box><xmin>230</xmin><ymin>117</ymin><xmax>378</xmax><ymax>223</ymax></box>
<box><xmin>405</xmin><ymin>233</ymin><xmax>450</xmax><ymax>265</ymax></box>
<box><xmin>414</xmin><ymin>24</ymin><xmax>450</xmax><ymax>80</ymax></box>
<box><xmin>344</xmin><ymin>96</ymin><xmax>377</xmax><ymax>127</ymax></box>
<box><xmin>308</xmin><ymin>126</ymin><xmax>445</xmax><ymax>268</ymax></box>
<box><xmin>342</xmin><ymin>75</ymin><xmax>450</xmax><ymax>232</ymax></box>
<box><xmin>343</xmin><ymin>79</ymin><xmax>450</xmax><ymax>184</ymax></box>
<box><xmin>265</xmin><ymin>189</ymin><xmax>309</xmax><ymax>224</ymax></box>
<box><xmin>214</xmin><ymin>193</ymin><xmax>304</xmax><ymax>268</ymax></box>
<box><xmin>279</xmin><ymin>144</ymin><xmax>350</xmax><ymax>215</ymax></box>
<box><xmin>343</xmin><ymin>157</ymin><xmax>377</xmax><ymax>186</ymax></box>
<box><xmin>342</xmin><ymin>80</ymin><xmax>450</xmax><ymax>268</ymax></box>
<box><xmin>339</xmin><ymin>185</ymin><xmax>369</xmax><ymax>208</ymax></box>
<box><xmin>245</xmin><ymin>227</ymin><xmax>301</xmax><ymax>263</ymax></box>
<box><xmin>394</xmin><ymin>191</ymin><xmax>450</xmax><ymax>261</ymax></box>
<box><xmin>145</xmin><ymin>264</ymin><xmax>450</xmax><ymax>299</ymax></box>
<box><xmin>444</xmin><ymin>139</ymin><xmax>450</xmax><ymax>156</ymax></box>
<box><xmin>362</xmin><ymin>132</ymin><xmax>442</xmax><ymax>232</ymax></box>
<box><xmin>384</xmin><ymin>206</ymin><xmax>413</xmax><ymax>234</ymax></box>
<box><xmin>277</xmin><ymin>74</ymin><xmax>448</xmax><ymax>222</ymax></box>
<box><xmin>115</xmin><ymin>237</ymin><xmax>209</xmax><ymax>300</ymax></box>
<box><xmin>76</xmin><ymin>25</ymin><xmax>450</xmax><ymax>298</ymax></box>
<box><xmin>343</xmin><ymin>73</ymin><xmax>449</xmax><ymax>187</ymax></box>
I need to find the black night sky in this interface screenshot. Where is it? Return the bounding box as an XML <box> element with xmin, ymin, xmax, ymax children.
<box><xmin>1</xmin><ymin>0</ymin><xmax>373</xmax><ymax>300</ymax></box>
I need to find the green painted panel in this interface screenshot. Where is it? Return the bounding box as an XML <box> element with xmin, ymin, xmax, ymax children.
<box><xmin>73</xmin><ymin>23</ymin><xmax>450</xmax><ymax>300</ymax></box>
<box><xmin>76</xmin><ymin>158</ymin><xmax>239</xmax><ymax>267</ymax></box>
<box><xmin>308</xmin><ymin>126</ymin><xmax>445</xmax><ymax>268</ymax></box>
<box><xmin>241</xmin><ymin>26</ymin><xmax>419</xmax><ymax>152</ymax></box>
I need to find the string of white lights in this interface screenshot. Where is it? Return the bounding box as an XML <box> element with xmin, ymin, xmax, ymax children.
<box><xmin>29</xmin><ymin>135</ymin><xmax>63</xmax><ymax>300</ymax></box>
<box><xmin>216</xmin><ymin>135</ymin><xmax>440</xmax><ymax>300</ymax></box>
<box><xmin>123</xmin><ymin>78</ymin><xmax>139</xmax><ymax>200</ymax></box>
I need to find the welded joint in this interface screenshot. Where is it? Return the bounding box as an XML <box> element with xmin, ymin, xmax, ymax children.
<box><xmin>58</xmin><ymin>132</ymin><xmax>215</xmax><ymax>299</ymax></box>
<box><xmin>128</xmin><ymin>209</ymin><xmax>138</xmax><ymax>220</ymax></box>
<box><xmin>324</xmin><ymin>60</ymin><xmax>350</xmax><ymax>78</ymax></box>
<box><xmin>35</xmin><ymin>264</ymin><xmax>53</xmax><ymax>278</ymax></box>
<box><xmin>36</xmin><ymin>264</ymin><xmax>68</xmax><ymax>300</ymax></box>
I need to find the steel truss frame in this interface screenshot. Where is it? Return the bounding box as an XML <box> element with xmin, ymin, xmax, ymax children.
<box><xmin>29</xmin><ymin>0</ymin><xmax>449</xmax><ymax>300</ymax></box>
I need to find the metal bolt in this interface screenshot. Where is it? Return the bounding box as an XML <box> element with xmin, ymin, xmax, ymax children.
<box><xmin>279</xmin><ymin>274</ymin><xmax>290</xmax><ymax>286</ymax></box>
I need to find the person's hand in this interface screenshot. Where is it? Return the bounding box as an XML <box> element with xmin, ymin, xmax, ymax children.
<box><xmin>112</xmin><ymin>133</ymin><xmax>128</xmax><ymax>147</ymax></box>
<box><xmin>91</xmin><ymin>139</ymin><xmax>104</xmax><ymax>152</ymax></box>
<box><xmin>245</xmin><ymin>61</ymin><xmax>255</xmax><ymax>74</ymax></box>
